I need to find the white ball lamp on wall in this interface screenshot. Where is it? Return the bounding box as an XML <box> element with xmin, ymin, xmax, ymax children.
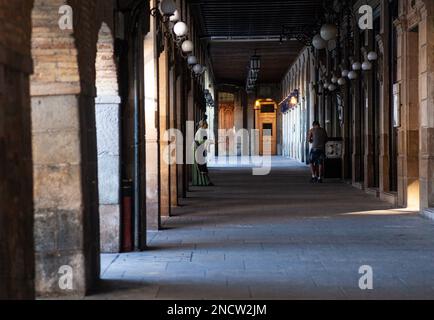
<box><xmin>367</xmin><ymin>51</ymin><xmax>378</xmax><ymax>61</ymax></box>
<box><xmin>362</xmin><ymin>61</ymin><xmax>372</xmax><ymax>71</ymax></box>
<box><xmin>173</xmin><ymin>21</ymin><xmax>188</xmax><ymax>38</ymax></box>
<box><xmin>159</xmin><ymin>0</ymin><xmax>177</xmax><ymax>17</ymax></box>
<box><xmin>348</xmin><ymin>71</ymin><xmax>358</xmax><ymax>80</ymax></box>
<box><xmin>328</xmin><ymin>83</ymin><xmax>337</xmax><ymax>91</ymax></box>
<box><xmin>193</xmin><ymin>64</ymin><xmax>204</xmax><ymax>75</ymax></box>
<box><xmin>169</xmin><ymin>9</ymin><xmax>180</xmax><ymax>22</ymax></box>
<box><xmin>312</xmin><ymin>34</ymin><xmax>327</xmax><ymax>50</ymax></box>
<box><xmin>320</xmin><ymin>24</ymin><xmax>338</xmax><ymax>41</ymax></box>
<box><xmin>352</xmin><ymin>62</ymin><xmax>362</xmax><ymax>71</ymax></box>
<box><xmin>181</xmin><ymin>40</ymin><xmax>193</xmax><ymax>53</ymax></box>
<box><xmin>187</xmin><ymin>55</ymin><xmax>197</xmax><ymax>66</ymax></box>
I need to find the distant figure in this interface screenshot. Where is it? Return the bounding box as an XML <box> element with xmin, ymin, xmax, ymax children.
<box><xmin>192</xmin><ymin>120</ymin><xmax>214</xmax><ymax>187</ymax></box>
<box><xmin>307</xmin><ymin>121</ymin><xmax>328</xmax><ymax>183</ymax></box>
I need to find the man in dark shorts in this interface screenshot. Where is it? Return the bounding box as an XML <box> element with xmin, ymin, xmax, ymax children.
<box><xmin>307</xmin><ymin>121</ymin><xmax>328</xmax><ymax>183</ymax></box>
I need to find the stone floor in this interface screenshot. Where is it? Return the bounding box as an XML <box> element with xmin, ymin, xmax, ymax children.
<box><xmin>92</xmin><ymin>157</ymin><xmax>434</xmax><ymax>300</ymax></box>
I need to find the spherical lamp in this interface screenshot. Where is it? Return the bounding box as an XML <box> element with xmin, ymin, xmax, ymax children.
<box><xmin>367</xmin><ymin>51</ymin><xmax>378</xmax><ymax>61</ymax></box>
<box><xmin>173</xmin><ymin>21</ymin><xmax>188</xmax><ymax>37</ymax></box>
<box><xmin>341</xmin><ymin>70</ymin><xmax>349</xmax><ymax>78</ymax></box>
<box><xmin>320</xmin><ymin>23</ymin><xmax>338</xmax><ymax>41</ymax></box>
<box><xmin>338</xmin><ymin>77</ymin><xmax>346</xmax><ymax>86</ymax></box>
<box><xmin>352</xmin><ymin>62</ymin><xmax>362</xmax><ymax>71</ymax></box>
<box><xmin>328</xmin><ymin>84</ymin><xmax>337</xmax><ymax>91</ymax></box>
<box><xmin>187</xmin><ymin>55</ymin><xmax>197</xmax><ymax>66</ymax></box>
<box><xmin>159</xmin><ymin>0</ymin><xmax>177</xmax><ymax>16</ymax></box>
<box><xmin>331</xmin><ymin>76</ymin><xmax>338</xmax><ymax>83</ymax></box>
<box><xmin>169</xmin><ymin>9</ymin><xmax>180</xmax><ymax>22</ymax></box>
<box><xmin>181</xmin><ymin>40</ymin><xmax>193</xmax><ymax>53</ymax></box>
<box><xmin>193</xmin><ymin>64</ymin><xmax>203</xmax><ymax>75</ymax></box>
<box><xmin>312</xmin><ymin>34</ymin><xmax>327</xmax><ymax>50</ymax></box>
<box><xmin>348</xmin><ymin>71</ymin><xmax>358</xmax><ymax>80</ymax></box>
<box><xmin>362</xmin><ymin>61</ymin><xmax>372</xmax><ymax>71</ymax></box>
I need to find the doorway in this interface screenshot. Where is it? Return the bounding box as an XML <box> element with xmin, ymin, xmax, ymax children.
<box><xmin>254</xmin><ymin>99</ymin><xmax>277</xmax><ymax>155</ymax></box>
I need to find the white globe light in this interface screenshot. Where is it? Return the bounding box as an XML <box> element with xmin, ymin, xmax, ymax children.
<box><xmin>338</xmin><ymin>77</ymin><xmax>346</xmax><ymax>86</ymax></box>
<box><xmin>173</xmin><ymin>21</ymin><xmax>188</xmax><ymax>37</ymax></box>
<box><xmin>181</xmin><ymin>40</ymin><xmax>193</xmax><ymax>53</ymax></box>
<box><xmin>331</xmin><ymin>76</ymin><xmax>338</xmax><ymax>83</ymax></box>
<box><xmin>341</xmin><ymin>70</ymin><xmax>349</xmax><ymax>77</ymax></box>
<box><xmin>312</xmin><ymin>34</ymin><xmax>327</xmax><ymax>50</ymax></box>
<box><xmin>169</xmin><ymin>9</ymin><xmax>180</xmax><ymax>22</ymax></box>
<box><xmin>323</xmin><ymin>82</ymin><xmax>330</xmax><ymax>89</ymax></box>
<box><xmin>348</xmin><ymin>71</ymin><xmax>358</xmax><ymax>80</ymax></box>
<box><xmin>193</xmin><ymin>64</ymin><xmax>203</xmax><ymax>74</ymax></box>
<box><xmin>187</xmin><ymin>55</ymin><xmax>197</xmax><ymax>65</ymax></box>
<box><xmin>352</xmin><ymin>62</ymin><xmax>362</xmax><ymax>71</ymax></box>
<box><xmin>362</xmin><ymin>61</ymin><xmax>372</xmax><ymax>71</ymax></box>
<box><xmin>367</xmin><ymin>51</ymin><xmax>378</xmax><ymax>61</ymax></box>
<box><xmin>320</xmin><ymin>24</ymin><xmax>338</xmax><ymax>41</ymax></box>
<box><xmin>328</xmin><ymin>84</ymin><xmax>337</xmax><ymax>91</ymax></box>
<box><xmin>159</xmin><ymin>0</ymin><xmax>177</xmax><ymax>16</ymax></box>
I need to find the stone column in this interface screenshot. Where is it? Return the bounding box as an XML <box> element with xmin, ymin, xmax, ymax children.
<box><xmin>419</xmin><ymin>0</ymin><xmax>434</xmax><ymax>216</ymax></box>
<box><xmin>159</xmin><ymin>46</ymin><xmax>171</xmax><ymax>218</ymax></box>
<box><xmin>378</xmin><ymin>1</ymin><xmax>392</xmax><ymax>202</ymax></box>
<box><xmin>395</xmin><ymin>10</ymin><xmax>420</xmax><ymax>209</ymax></box>
<box><xmin>0</xmin><ymin>45</ymin><xmax>35</xmax><ymax>300</ymax></box>
<box><xmin>144</xmin><ymin>14</ymin><xmax>160</xmax><ymax>230</ymax></box>
<box><xmin>95</xmin><ymin>95</ymin><xmax>121</xmax><ymax>253</ymax></box>
<box><xmin>169</xmin><ymin>67</ymin><xmax>178</xmax><ymax>207</ymax></box>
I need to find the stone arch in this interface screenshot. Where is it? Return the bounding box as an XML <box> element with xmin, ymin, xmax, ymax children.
<box><xmin>94</xmin><ymin>22</ymin><xmax>122</xmax><ymax>253</ymax></box>
<box><xmin>31</xmin><ymin>0</ymin><xmax>101</xmax><ymax>297</ymax></box>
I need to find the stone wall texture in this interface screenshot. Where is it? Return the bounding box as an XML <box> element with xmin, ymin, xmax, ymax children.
<box><xmin>30</xmin><ymin>0</ymin><xmax>116</xmax><ymax>297</ymax></box>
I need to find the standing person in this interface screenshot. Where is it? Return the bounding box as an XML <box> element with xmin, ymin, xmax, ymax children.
<box><xmin>307</xmin><ymin>121</ymin><xmax>328</xmax><ymax>183</ymax></box>
<box><xmin>192</xmin><ymin>120</ymin><xmax>214</xmax><ymax>186</ymax></box>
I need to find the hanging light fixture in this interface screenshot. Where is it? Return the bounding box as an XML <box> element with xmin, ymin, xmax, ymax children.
<box><xmin>169</xmin><ymin>9</ymin><xmax>180</xmax><ymax>22</ymax></box>
<box><xmin>193</xmin><ymin>64</ymin><xmax>204</xmax><ymax>75</ymax></box>
<box><xmin>331</xmin><ymin>75</ymin><xmax>338</xmax><ymax>83</ymax></box>
<box><xmin>181</xmin><ymin>40</ymin><xmax>193</xmax><ymax>53</ymax></box>
<box><xmin>362</xmin><ymin>61</ymin><xmax>372</xmax><ymax>71</ymax></box>
<box><xmin>338</xmin><ymin>77</ymin><xmax>346</xmax><ymax>86</ymax></box>
<box><xmin>352</xmin><ymin>62</ymin><xmax>362</xmax><ymax>71</ymax></box>
<box><xmin>348</xmin><ymin>71</ymin><xmax>358</xmax><ymax>80</ymax></box>
<box><xmin>250</xmin><ymin>53</ymin><xmax>261</xmax><ymax>71</ymax></box>
<box><xmin>341</xmin><ymin>70</ymin><xmax>349</xmax><ymax>78</ymax></box>
<box><xmin>187</xmin><ymin>55</ymin><xmax>197</xmax><ymax>66</ymax></box>
<box><xmin>328</xmin><ymin>84</ymin><xmax>337</xmax><ymax>91</ymax></box>
<box><xmin>312</xmin><ymin>34</ymin><xmax>327</xmax><ymax>50</ymax></box>
<box><xmin>367</xmin><ymin>51</ymin><xmax>378</xmax><ymax>61</ymax></box>
<box><xmin>159</xmin><ymin>0</ymin><xmax>177</xmax><ymax>17</ymax></box>
<box><xmin>320</xmin><ymin>23</ymin><xmax>338</xmax><ymax>41</ymax></box>
<box><xmin>173</xmin><ymin>21</ymin><xmax>188</xmax><ymax>38</ymax></box>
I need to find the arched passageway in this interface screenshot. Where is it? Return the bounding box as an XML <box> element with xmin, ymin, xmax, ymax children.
<box><xmin>1</xmin><ymin>0</ymin><xmax>434</xmax><ymax>301</ymax></box>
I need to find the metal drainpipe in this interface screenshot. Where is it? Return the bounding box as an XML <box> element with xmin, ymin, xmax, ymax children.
<box><xmin>133</xmin><ymin>26</ymin><xmax>141</xmax><ymax>251</ymax></box>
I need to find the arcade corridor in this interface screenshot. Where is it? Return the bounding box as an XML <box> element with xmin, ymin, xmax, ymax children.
<box><xmin>94</xmin><ymin>158</ymin><xmax>434</xmax><ymax>300</ymax></box>
<box><xmin>2</xmin><ymin>0</ymin><xmax>434</xmax><ymax>301</ymax></box>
